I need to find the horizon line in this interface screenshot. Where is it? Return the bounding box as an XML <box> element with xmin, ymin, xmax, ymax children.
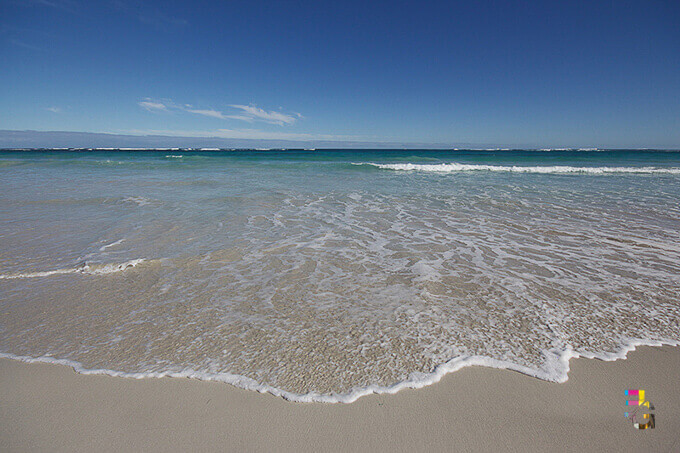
<box><xmin>1</xmin><ymin>130</ymin><xmax>679</xmax><ymax>151</ymax></box>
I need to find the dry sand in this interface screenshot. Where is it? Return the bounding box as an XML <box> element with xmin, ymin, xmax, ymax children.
<box><xmin>1</xmin><ymin>345</ymin><xmax>679</xmax><ymax>452</ymax></box>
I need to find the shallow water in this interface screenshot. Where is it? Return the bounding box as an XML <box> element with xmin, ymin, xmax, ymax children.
<box><xmin>1</xmin><ymin>149</ymin><xmax>679</xmax><ymax>401</ymax></box>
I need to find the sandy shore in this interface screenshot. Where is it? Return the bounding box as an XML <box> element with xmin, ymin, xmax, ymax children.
<box><xmin>1</xmin><ymin>345</ymin><xmax>679</xmax><ymax>452</ymax></box>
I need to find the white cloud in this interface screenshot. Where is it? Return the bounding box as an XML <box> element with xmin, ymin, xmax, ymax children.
<box><xmin>186</xmin><ymin>109</ymin><xmax>227</xmax><ymax>119</ymax></box>
<box><xmin>227</xmin><ymin>105</ymin><xmax>298</xmax><ymax>126</ymax></box>
<box><xmin>138</xmin><ymin>100</ymin><xmax>168</xmax><ymax>112</ymax></box>
<box><xmin>137</xmin><ymin>98</ymin><xmax>302</xmax><ymax>126</ymax></box>
<box><xmin>126</xmin><ymin>128</ymin><xmax>369</xmax><ymax>142</ymax></box>
<box><xmin>45</xmin><ymin>106</ymin><xmax>61</xmax><ymax>113</ymax></box>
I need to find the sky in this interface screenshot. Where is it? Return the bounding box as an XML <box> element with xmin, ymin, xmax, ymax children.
<box><xmin>1</xmin><ymin>0</ymin><xmax>679</xmax><ymax>148</ymax></box>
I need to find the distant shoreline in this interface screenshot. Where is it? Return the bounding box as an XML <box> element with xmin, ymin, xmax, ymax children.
<box><xmin>2</xmin><ymin>130</ymin><xmax>678</xmax><ymax>151</ymax></box>
<box><xmin>3</xmin><ymin>146</ymin><xmax>680</xmax><ymax>152</ymax></box>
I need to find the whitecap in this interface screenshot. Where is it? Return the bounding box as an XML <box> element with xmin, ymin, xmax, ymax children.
<box><xmin>99</xmin><ymin>239</ymin><xmax>125</xmax><ymax>251</ymax></box>
<box><xmin>357</xmin><ymin>162</ymin><xmax>680</xmax><ymax>174</ymax></box>
<box><xmin>122</xmin><ymin>196</ymin><xmax>152</xmax><ymax>206</ymax></box>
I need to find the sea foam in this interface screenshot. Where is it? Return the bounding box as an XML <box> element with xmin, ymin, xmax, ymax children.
<box><xmin>358</xmin><ymin>162</ymin><xmax>680</xmax><ymax>174</ymax></box>
<box><xmin>1</xmin><ymin>338</ymin><xmax>678</xmax><ymax>403</ymax></box>
<box><xmin>0</xmin><ymin>259</ymin><xmax>146</xmax><ymax>279</ymax></box>
<box><xmin>2</xmin><ymin>149</ymin><xmax>680</xmax><ymax>404</ymax></box>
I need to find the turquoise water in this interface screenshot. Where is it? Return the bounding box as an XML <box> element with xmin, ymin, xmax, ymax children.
<box><xmin>1</xmin><ymin>149</ymin><xmax>679</xmax><ymax>401</ymax></box>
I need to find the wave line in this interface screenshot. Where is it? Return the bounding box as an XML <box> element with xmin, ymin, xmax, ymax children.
<box><xmin>356</xmin><ymin>162</ymin><xmax>680</xmax><ymax>174</ymax></box>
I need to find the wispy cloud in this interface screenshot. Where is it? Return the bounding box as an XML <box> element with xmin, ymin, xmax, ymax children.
<box><xmin>45</xmin><ymin>106</ymin><xmax>62</xmax><ymax>113</ymax></box>
<box><xmin>15</xmin><ymin>0</ymin><xmax>76</xmax><ymax>9</ymax></box>
<box><xmin>227</xmin><ymin>105</ymin><xmax>300</xmax><ymax>126</ymax></box>
<box><xmin>111</xmin><ymin>1</ymin><xmax>188</xmax><ymax>29</ymax></box>
<box><xmin>126</xmin><ymin>128</ymin><xmax>369</xmax><ymax>142</ymax></box>
<box><xmin>186</xmin><ymin>109</ymin><xmax>227</xmax><ymax>119</ymax></box>
<box><xmin>12</xmin><ymin>0</ymin><xmax>79</xmax><ymax>14</ymax></box>
<box><xmin>138</xmin><ymin>98</ymin><xmax>302</xmax><ymax>126</ymax></box>
<box><xmin>138</xmin><ymin>100</ymin><xmax>169</xmax><ymax>112</ymax></box>
<box><xmin>9</xmin><ymin>38</ymin><xmax>43</xmax><ymax>51</ymax></box>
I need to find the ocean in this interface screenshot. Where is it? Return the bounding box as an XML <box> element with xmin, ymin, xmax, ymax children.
<box><xmin>1</xmin><ymin>149</ymin><xmax>679</xmax><ymax>402</ymax></box>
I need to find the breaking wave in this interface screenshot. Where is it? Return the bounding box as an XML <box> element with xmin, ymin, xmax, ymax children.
<box><xmin>357</xmin><ymin>162</ymin><xmax>680</xmax><ymax>174</ymax></box>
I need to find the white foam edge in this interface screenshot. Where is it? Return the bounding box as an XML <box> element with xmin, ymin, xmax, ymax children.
<box><xmin>0</xmin><ymin>259</ymin><xmax>146</xmax><ymax>279</ymax></box>
<box><xmin>99</xmin><ymin>239</ymin><xmax>125</xmax><ymax>251</ymax></box>
<box><xmin>354</xmin><ymin>162</ymin><xmax>680</xmax><ymax>174</ymax></box>
<box><xmin>1</xmin><ymin>338</ymin><xmax>677</xmax><ymax>404</ymax></box>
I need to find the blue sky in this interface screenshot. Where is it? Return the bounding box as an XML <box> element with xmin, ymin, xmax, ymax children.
<box><xmin>1</xmin><ymin>0</ymin><xmax>679</xmax><ymax>147</ymax></box>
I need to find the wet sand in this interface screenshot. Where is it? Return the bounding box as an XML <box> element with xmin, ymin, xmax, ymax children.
<box><xmin>1</xmin><ymin>345</ymin><xmax>679</xmax><ymax>452</ymax></box>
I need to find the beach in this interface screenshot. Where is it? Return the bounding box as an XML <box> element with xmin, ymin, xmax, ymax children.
<box><xmin>1</xmin><ymin>149</ymin><xmax>679</xmax><ymax>451</ymax></box>
<box><xmin>1</xmin><ymin>345</ymin><xmax>678</xmax><ymax>452</ymax></box>
<box><xmin>4</xmin><ymin>0</ymin><xmax>680</xmax><ymax>449</ymax></box>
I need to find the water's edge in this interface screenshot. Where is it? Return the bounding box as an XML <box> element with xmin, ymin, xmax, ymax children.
<box><xmin>2</xmin><ymin>338</ymin><xmax>678</xmax><ymax>404</ymax></box>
